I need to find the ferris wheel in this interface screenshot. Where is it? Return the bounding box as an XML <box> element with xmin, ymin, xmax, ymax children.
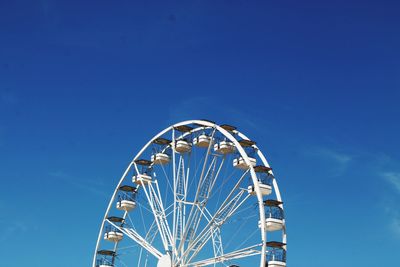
<box><xmin>92</xmin><ymin>120</ymin><xmax>287</xmax><ymax>267</ymax></box>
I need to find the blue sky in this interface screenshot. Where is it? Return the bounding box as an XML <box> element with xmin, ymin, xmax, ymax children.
<box><xmin>0</xmin><ymin>0</ymin><xmax>400</xmax><ymax>266</ymax></box>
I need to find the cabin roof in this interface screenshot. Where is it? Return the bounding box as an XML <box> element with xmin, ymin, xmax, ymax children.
<box><xmin>119</xmin><ymin>185</ymin><xmax>137</xmax><ymax>192</ymax></box>
<box><xmin>266</xmin><ymin>241</ymin><xmax>286</xmax><ymax>248</ymax></box>
<box><xmin>153</xmin><ymin>137</ymin><xmax>171</xmax><ymax>145</ymax></box>
<box><xmin>134</xmin><ymin>159</ymin><xmax>152</xmax><ymax>166</ymax></box>
<box><xmin>220</xmin><ymin>124</ymin><xmax>237</xmax><ymax>132</ymax></box>
<box><xmin>174</xmin><ymin>125</ymin><xmax>193</xmax><ymax>133</ymax></box>
<box><xmin>97</xmin><ymin>250</ymin><xmax>116</xmax><ymax>256</ymax></box>
<box><xmin>254</xmin><ymin>165</ymin><xmax>272</xmax><ymax>173</ymax></box>
<box><xmin>107</xmin><ymin>216</ymin><xmax>124</xmax><ymax>223</ymax></box>
<box><xmin>238</xmin><ymin>139</ymin><xmax>256</xmax><ymax>147</ymax></box>
<box><xmin>264</xmin><ymin>199</ymin><xmax>283</xmax><ymax>206</ymax></box>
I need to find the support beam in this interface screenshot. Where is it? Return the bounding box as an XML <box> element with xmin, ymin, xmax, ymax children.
<box><xmin>185</xmin><ymin>244</ymin><xmax>262</xmax><ymax>267</ymax></box>
<box><xmin>106</xmin><ymin>220</ymin><xmax>163</xmax><ymax>259</ymax></box>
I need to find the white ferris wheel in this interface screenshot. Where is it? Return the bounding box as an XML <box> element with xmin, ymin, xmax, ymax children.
<box><xmin>92</xmin><ymin>120</ymin><xmax>287</xmax><ymax>267</ymax></box>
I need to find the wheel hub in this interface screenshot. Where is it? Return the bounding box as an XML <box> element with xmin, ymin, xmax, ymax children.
<box><xmin>157</xmin><ymin>254</ymin><xmax>172</xmax><ymax>267</ymax></box>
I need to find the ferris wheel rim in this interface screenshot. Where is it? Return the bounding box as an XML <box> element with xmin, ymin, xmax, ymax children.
<box><xmin>92</xmin><ymin>119</ymin><xmax>286</xmax><ymax>267</ymax></box>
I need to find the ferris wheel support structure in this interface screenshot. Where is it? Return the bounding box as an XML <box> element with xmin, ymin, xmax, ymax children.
<box><xmin>92</xmin><ymin>120</ymin><xmax>287</xmax><ymax>267</ymax></box>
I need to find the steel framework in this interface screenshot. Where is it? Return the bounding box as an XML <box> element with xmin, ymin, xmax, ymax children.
<box><xmin>92</xmin><ymin>120</ymin><xmax>287</xmax><ymax>267</ymax></box>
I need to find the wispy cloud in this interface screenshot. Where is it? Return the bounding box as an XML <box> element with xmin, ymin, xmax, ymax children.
<box><xmin>49</xmin><ymin>171</ymin><xmax>109</xmax><ymax>197</ymax></box>
<box><xmin>390</xmin><ymin>215</ymin><xmax>400</xmax><ymax>236</ymax></box>
<box><xmin>383</xmin><ymin>204</ymin><xmax>400</xmax><ymax>238</ymax></box>
<box><xmin>381</xmin><ymin>169</ymin><xmax>400</xmax><ymax>237</ymax></box>
<box><xmin>315</xmin><ymin>148</ymin><xmax>352</xmax><ymax>164</ymax></box>
<box><xmin>304</xmin><ymin>147</ymin><xmax>353</xmax><ymax>176</ymax></box>
<box><xmin>382</xmin><ymin>172</ymin><xmax>400</xmax><ymax>194</ymax></box>
<box><xmin>0</xmin><ymin>220</ymin><xmax>28</xmax><ymax>242</ymax></box>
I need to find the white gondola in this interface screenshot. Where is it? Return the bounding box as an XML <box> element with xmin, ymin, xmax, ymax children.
<box><xmin>116</xmin><ymin>199</ymin><xmax>136</xmax><ymax>211</ymax></box>
<box><xmin>133</xmin><ymin>174</ymin><xmax>152</xmax><ymax>185</ymax></box>
<box><xmin>96</xmin><ymin>250</ymin><xmax>115</xmax><ymax>267</ymax></box>
<box><xmin>266</xmin><ymin>241</ymin><xmax>286</xmax><ymax>267</ymax></box>
<box><xmin>247</xmin><ymin>183</ymin><xmax>272</xmax><ymax>196</ymax></box>
<box><xmin>193</xmin><ymin>134</ymin><xmax>212</xmax><ymax>148</ymax></box>
<box><xmin>116</xmin><ymin>185</ymin><xmax>137</xmax><ymax>212</ymax></box>
<box><xmin>104</xmin><ymin>231</ymin><xmax>123</xmax><ymax>242</ymax></box>
<box><xmin>267</xmin><ymin>218</ymin><xmax>284</xmax><ymax>231</ymax></box>
<box><xmin>175</xmin><ymin>140</ymin><xmax>192</xmax><ymax>153</ymax></box>
<box><xmin>233</xmin><ymin>156</ymin><xmax>256</xmax><ymax>169</ymax></box>
<box><xmin>258</xmin><ymin>218</ymin><xmax>284</xmax><ymax>231</ymax></box>
<box><xmin>151</xmin><ymin>153</ymin><xmax>170</xmax><ymax>165</ymax></box>
<box><xmin>214</xmin><ymin>140</ymin><xmax>235</xmax><ymax>154</ymax></box>
<box><xmin>259</xmin><ymin>200</ymin><xmax>284</xmax><ymax>231</ymax></box>
<box><xmin>268</xmin><ymin>261</ymin><xmax>286</xmax><ymax>267</ymax></box>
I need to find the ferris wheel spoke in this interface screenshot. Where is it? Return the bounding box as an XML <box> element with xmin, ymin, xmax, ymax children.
<box><xmin>106</xmin><ymin>219</ymin><xmax>163</xmax><ymax>259</ymax></box>
<box><xmin>177</xmin><ymin>129</ymin><xmax>217</xmax><ymax>253</ymax></box>
<box><xmin>154</xmin><ymin>180</ymin><xmax>175</xmax><ymax>249</ymax></box>
<box><xmin>137</xmin><ymin>220</ymin><xmax>158</xmax><ymax>267</ymax></box>
<box><xmin>193</xmin><ymin>169</ymin><xmax>249</xmax><ymax>238</ymax></box>
<box><xmin>184</xmin><ymin>155</ymin><xmax>225</xmax><ymax>248</ymax></box>
<box><xmin>93</xmin><ymin>120</ymin><xmax>286</xmax><ymax>267</ymax></box>
<box><xmin>185</xmin><ymin>243</ymin><xmax>262</xmax><ymax>267</ymax></box>
<box><xmin>138</xmin><ymin>181</ymin><xmax>173</xmax><ymax>252</ymax></box>
<box><xmin>184</xmin><ymin>193</ymin><xmax>250</xmax><ymax>264</ymax></box>
<box><xmin>115</xmin><ymin>256</ymin><xmax>130</xmax><ymax>267</ymax></box>
<box><xmin>173</xmin><ymin>156</ymin><xmax>187</xmax><ymax>240</ymax></box>
<box><xmin>181</xmin><ymin>170</ymin><xmax>250</xmax><ymax>263</ymax></box>
<box><xmin>211</xmin><ymin>227</ymin><xmax>224</xmax><ymax>262</ymax></box>
<box><xmin>172</xmin><ymin>128</ymin><xmax>178</xmax><ymax>263</ymax></box>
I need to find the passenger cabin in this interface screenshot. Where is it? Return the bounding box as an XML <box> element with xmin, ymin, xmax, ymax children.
<box><xmin>266</xmin><ymin>241</ymin><xmax>286</xmax><ymax>267</ymax></box>
<box><xmin>96</xmin><ymin>250</ymin><xmax>115</xmax><ymax>267</ymax></box>
<box><xmin>151</xmin><ymin>153</ymin><xmax>170</xmax><ymax>165</ymax></box>
<box><xmin>233</xmin><ymin>157</ymin><xmax>256</xmax><ymax>169</ymax></box>
<box><xmin>193</xmin><ymin>133</ymin><xmax>212</xmax><ymax>148</ymax></box>
<box><xmin>133</xmin><ymin>173</ymin><xmax>152</xmax><ymax>185</ymax></box>
<box><xmin>104</xmin><ymin>225</ymin><xmax>123</xmax><ymax>242</ymax></box>
<box><xmin>214</xmin><ymin>139</ymin><xmax>235</xmax><ymax>154</ymax></box>
<box><xmin>104</xmin><ymin>217</ymin><xmax>124</xmax><ymax>242</ymax></box>
<box><xmin>116</xmin><ymin>185</ymin><xmax>137</xmax><ymax>212</ymax></box>
<box><xmin>151</xmin><ymin>138</ymin><xmax>171</xmax><ymax>165</ymax></box>
<box><xmin>173</xmin><ymin>125</ymin><xmax>193</xmax><ymax>153</ymax></box>
<box><xmin>175</xmin><ymin>139</ymin><xmax>192</xmax><ymax>153</ymax></box>
<box><xmin>258</xmin><ymin>200</ymin><xmax>284</xmax><ymax>232</ymax></box>
<box><xmin>133</xmin><ymin>159</ymin><xmax>153</xmax><ymax>185</ymax></box>
<box><xmin>233</xmin><ymin>139</ymin><xmax>257</xmax><ymax>169</ymax></box>
<box><xmin>247</xmin><ymin>165</ymin><xmax>273</xmax><ymax>196</ymax></box>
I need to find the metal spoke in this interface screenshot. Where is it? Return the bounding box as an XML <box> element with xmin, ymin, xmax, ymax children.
<box><xmin>93</xmin><ymin>120</ymin><xmax>287</xmax><ymax>267</ymax></box>
<box><xmin>138</xmin><ymin>180</ymin><xmax>171</xmax><ymax>252</ymax></box>
<box><xmin>177</xmin><ymin>129</ymin><xmax>216</xmax><ymax>254</ymax></box>
<box><xmin>181</xmin><ymin>170</ymin><xmax>250</xmax><ymax>264</ymax></box>
<box><xmin>185</xmin><ymin>244</ymin><xmax>262</xmax><ymax>267</ymax></box>
<box><xmin>106</xmin><ymin>219</ymin><xmax>163</xmax><ymax>259</ymax></box>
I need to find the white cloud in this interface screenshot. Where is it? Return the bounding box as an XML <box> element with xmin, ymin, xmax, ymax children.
<box><xmin>384</xmin><ymin>205</ymin><xmax>400</xmax><ymax>238</ymax></box>
<box><xmin>382</xmin><ymin>170</ymin><xmax>400</xmax><ymax>237</ymax></box>
<box><xmin>382</xmin><ymin>172</ymin><xmax>400</xmax><ymax>194</ymax></box>
<box><xmin>0</xmin><ymin>221</ymin><xmax>28</xmax><ymax>242</ymax></box>
<box><xmin>317</xmin><ymin>148</ymin><xmax>352</xmax><ymax>164</ymax></box>
<box><xmin>390</xmin><ymin>216</ymin><xmax>400</xmax><ymax>237</ymax></box>
<box><xmin>50</xmin><ymin>171</ymin><xmax>108</xmax><ymax>197</ymax></box>
<box><xmin>304</xmin><ymin>147</ymin><xmax>353</xmax><ymax>176</ymax></box>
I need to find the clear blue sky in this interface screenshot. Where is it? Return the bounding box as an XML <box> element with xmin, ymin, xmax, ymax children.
<box><xmin>0</xmin><ymin>0</ymin><xmax>399</xmax><ymax>266</ymax></box>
